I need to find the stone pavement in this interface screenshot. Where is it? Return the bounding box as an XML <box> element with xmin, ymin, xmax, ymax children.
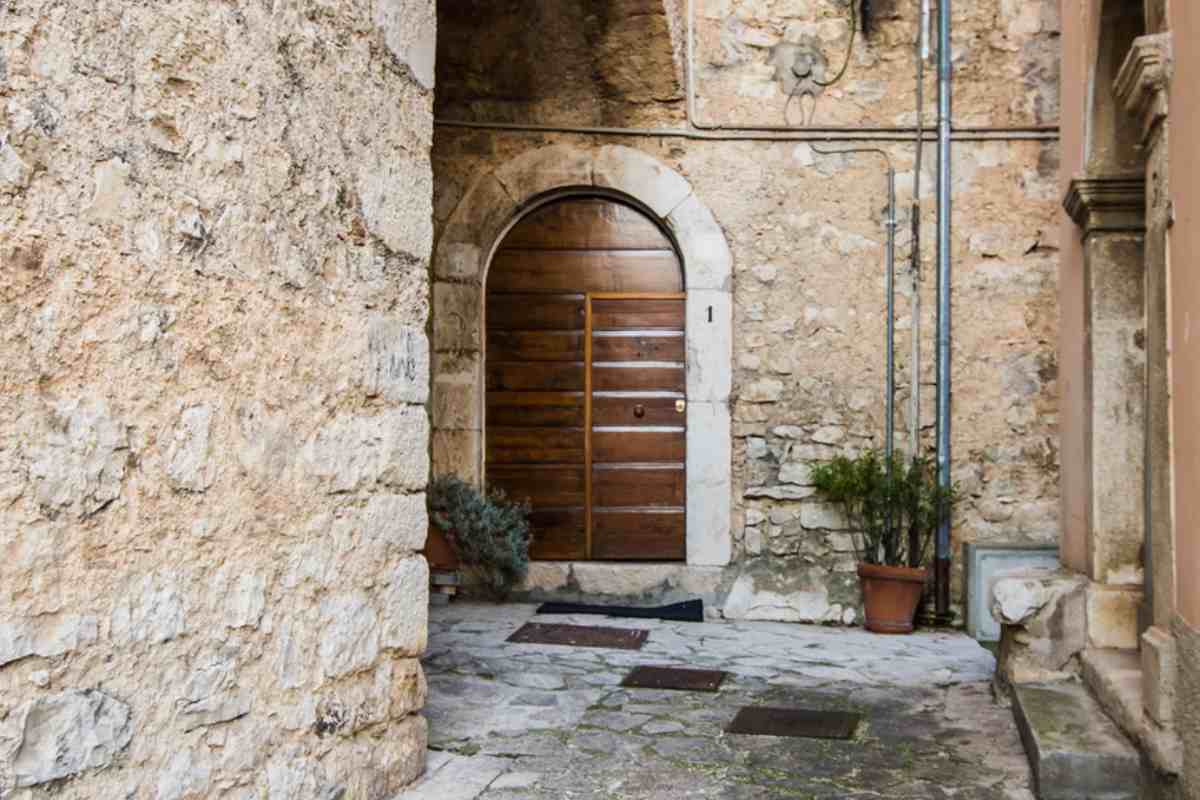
<box><xmin>399</xmin><ymin>603</ymin><xmax>1035</xmax><ymax>799</ymax></box>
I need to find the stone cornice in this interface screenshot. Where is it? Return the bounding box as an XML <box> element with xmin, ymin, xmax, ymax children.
<box><xmin>1115</xmin><ymin>33</ymin><xmax>1173</xmax><ymax>147</ymax></box>
<box><xmin>1063</xmin><ymin>175</ymin><xmax>1146</xmax><ymax>236</ymax></box>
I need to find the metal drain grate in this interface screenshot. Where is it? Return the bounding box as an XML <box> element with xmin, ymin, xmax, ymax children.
<box><xmin>506</xmin><ymin>622</ymin><xmax>648</xmax><ymax>650</ymax></box>
<box><xmin>621</xmin><ymin>665</ymin><xmax>729</xmax><ymax>692</ymax></box>
<box><xmin>725</xmin><ymin>707</ymin><xmax>862</xmax><ymax>740</ymax></box>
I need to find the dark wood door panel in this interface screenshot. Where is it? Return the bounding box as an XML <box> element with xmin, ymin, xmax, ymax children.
<box><xmin>487</xmin><ymin>330</ymin><xmax>584</xmax><ymax>362</ymax></box>
<box><xmin>487</xmin><ymin>392</ymin><xmax>584</xmax><ymax>427</ymax></box>
<box><xmin>487</xmin><ymin>294</ymin><xmax>584</xmax><ymax>331</ymax></box>
<box><xmin>487</xmin><ymin>362</ymin><xmax>584</xmax><ymax>391</ymax></box>
<box><xmin>500</xmin><ymin>198</ymin><xmax>673</xmax><ymax>251</ymax></box>
<box><xmin>489</xmin><ymin>465</ymin><xmax>586</xmax><ymax>507</ymax></box>
<box><xmin>592</xmin><ymin>333</ymin><xmax>685</xmax><ymax>363</ymax></box>
<box><xmin>591</xmin><ymin>511</ymin><xmax>687</xmax><ymax>560</ymax></box>
<box><xmin>593</xmin><ymin>365</ymin><xmax>686</xmax><ymax>393</ymax></box>
<box><xmin>592</xmin><ymin>395</ymin><xmax>684</xmax><ymax>427</ymax></box>
<box><xmin>487</xmin><ymin>427</ymin><xmax>584</xmax><ymax>464</ymax></box>
<box><xmin>489</xmin><ymin>250</ymin><xmax>684</xmax><ymax>294</ymax></box>
<box><xmin>592</xmin><ymin>466</ymin><xmax>685</xmax><ymax>507</ymax></box>
<box><xmin>592</xmin><ymin>430</ymin><xmax>686</xmax><ymax>463</ymax></box>
<box><xmin>485</xmin><ymin>196</ymin><xmax>688</xmax><ymax>562</ymax></box>
<box><xmin>528</xmin><ymin>508</ymin><xmax>587</xmax><ymax>560</ymax></box>
<box><xmin>592</xmin><ymin>298</ymin><xmax>685</xmax><ymax>330</ymax></box>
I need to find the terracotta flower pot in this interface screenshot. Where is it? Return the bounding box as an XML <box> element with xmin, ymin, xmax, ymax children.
<box><xmin>857</xmin><ymin>563</ymin><xmax>928</xmax><ymax>634</ymax></box>
<box><xmin>423</xmin><ymin>525</ymin><xmax>459</xmax><ymax>571</ymax></box>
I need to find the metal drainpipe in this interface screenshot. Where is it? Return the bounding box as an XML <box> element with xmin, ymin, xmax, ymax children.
<box><xmin>934</xmin><ymin>0</ymin><xmax>953</xmax><ymax>621</ymax></box>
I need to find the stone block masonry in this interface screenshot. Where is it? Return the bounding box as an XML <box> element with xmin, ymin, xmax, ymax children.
<box><xmin>432</xmin><ymin>0</ymin><xmax>1063</xmax><ymax>623</ymax></box>
<box><xmin>1</xmin><ymin>1</ymin><xmax>435</xmax><ymax>797</ymax></box>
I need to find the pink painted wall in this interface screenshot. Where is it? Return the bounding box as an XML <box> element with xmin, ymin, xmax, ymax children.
<box><xmin>1057</xmin><ymin>0</ymin><xmax>1101</xmax><ymax>573</ymax></box>
<box><xmin>1169</xmin><ymin>0</ymin><xmax>1200</xmax><ymax>626</ymax></box>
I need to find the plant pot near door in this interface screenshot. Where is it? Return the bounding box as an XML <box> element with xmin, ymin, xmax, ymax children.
<box><xmin>426</xmin><ymin>475</ymin><xmax>532</xmax><ymax>600</ymax></box>
<box><xmin>811</xmin><ymin>450</ymin><xmax>956</xmax><ymax>635</ymax></box>
<box><xmin>423</xmin><ymin>524</ymin><xmax>459</xmax><ymax>571</ymax></box>
<box><xmin>857</xmin><ymin>563</ymin><xmax>928</xmax><ymax>634</ymax></box>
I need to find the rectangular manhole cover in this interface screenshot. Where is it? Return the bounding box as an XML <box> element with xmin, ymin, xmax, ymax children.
<box><xmin>507</xmin><ymin>622</ymin><xmax>648</xmax><ymax>650</ymax></box>
<box><xmin>725</xmin><ymin>707</ymin><xmax>862</xmax><ymax>740</ymax></box>
<box><xmin>621</xmin><ymin>665</ymin><xmax>728</xmax><ymax>692</ymax></box>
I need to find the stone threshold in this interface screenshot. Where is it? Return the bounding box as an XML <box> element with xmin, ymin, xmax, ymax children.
<box><xmin>517</xmin><ymin>561</ymin><xmax>727</xmax><ymax>612</ymax></box>
<box><xmin>1080</xmin><ymin>648</ymin><xmax>1182</xmax><ymax>776</ymax></box>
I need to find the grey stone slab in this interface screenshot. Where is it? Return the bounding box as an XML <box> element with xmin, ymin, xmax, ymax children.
<box><xmin>965</xmin><ymin>542</ymin><xmax>1060</xmax><ymax>641</ymax></box>
<box><xmin>396</xmin><ymin>753</ymin><xmax>511</xmax><ymax>800</ymax></box>
<box><xmin>1012</xmin><ymin>682</ymin><xmax>1140</xmax><ymax>800</ymax></box>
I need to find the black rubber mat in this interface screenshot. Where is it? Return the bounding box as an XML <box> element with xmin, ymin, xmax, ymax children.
<box><xmin>536</xmin><ymin>599</ymin><xmax>704</xmax><ymax>623</ymax></box>
<box><xmin>621</xmin><ymin>665</ymin><xmax>728</xmax><ymax>692</ymax></box>
<box><xmin>725</xmin><ymin>707</ymin><xmax>862</xmax><ymax>739</ymax></box>
<box><xmin>507</xmin><ymin>622</ymin><xmax>648</xmax><ymax>650</ymax></box>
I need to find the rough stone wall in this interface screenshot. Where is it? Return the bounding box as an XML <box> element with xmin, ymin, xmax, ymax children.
<box><xmin>1</xmin><ymin>1</ymin><xmax>435</xmax><ymax>797</ymax></box>
<box><xmin>432</xmin><ymin>0</ymin><xmax>1061</xmax><ymax>622</ymax></box>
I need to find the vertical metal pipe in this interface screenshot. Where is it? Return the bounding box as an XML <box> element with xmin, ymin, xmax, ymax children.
<box><xmin>934</xmin><ymin>0</ymin><xmax>953</xmax><ymax>620</ymax></box>
<box><xmin>921</xmin><ymin>0</ymin><xmax>931</xmax><ymax>61</ymax></box>
<box><xmin>885</xmin><ymin>168</ymin><xmax>896</xmax><ymax>467</ymax></box>
<box><xmin>885</xmin><ymin>168</ymin><xmax>896</xmax><ymax>546</ymax></box>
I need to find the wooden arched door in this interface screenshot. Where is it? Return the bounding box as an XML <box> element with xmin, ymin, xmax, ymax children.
<box><xmin>486</xmin><ymin>196</ymin><xmax>686</xmax><ymax>561</ymax></box>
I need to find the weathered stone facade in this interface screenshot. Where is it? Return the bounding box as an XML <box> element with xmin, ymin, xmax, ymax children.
<box><xmin>432</xmin><ymin>0</ymin><xmax>1062</xmax><ymax>622</ymax></box>
<box><xmin>1</xmin><ymin>1</ymin><xmax>434</xmax><ymax>797</ymax></box>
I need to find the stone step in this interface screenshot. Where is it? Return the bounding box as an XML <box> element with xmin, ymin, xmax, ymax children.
<box><xmin>1012</xmin><ymin>681</ymin><xmax>1141</xmax><ymax>800</ymax></box>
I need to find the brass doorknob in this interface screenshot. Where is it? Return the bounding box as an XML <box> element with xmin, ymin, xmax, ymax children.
<box><xmin>633</xmin><ymin>404</ymin><xmax>646</xmax><ymax>418</ymax></box>
<box><xmin>675</xmin><ymin>399</ymin><xmax>686</xmax><ymax>413</ymax></box>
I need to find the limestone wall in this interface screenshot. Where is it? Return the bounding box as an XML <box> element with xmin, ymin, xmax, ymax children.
<box><xmin>1</xmin><ymin>1</ymin><xmax>435</xmax><ymax>797</ymax></box>
<box><xmin>432</xmin><ymin>0</ymin><xmax>1061</xmax><ymax>622</ymax></box>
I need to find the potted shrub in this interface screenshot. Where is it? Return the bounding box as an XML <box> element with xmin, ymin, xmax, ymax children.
<box><xmin>810</xmin><ymin>451</ymin><xmax>955</xmax><ymax>634</ymax></box>
<box><xmin>426</xmin><ymin>475</ymin><xmax>532</xmax><ymax>600</ymax></box>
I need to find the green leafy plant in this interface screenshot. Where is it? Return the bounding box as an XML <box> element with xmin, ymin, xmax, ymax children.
<box><xmin>809</xmin><ymin>450</ymin><xmax>956</xmax><ymax>567</ymax></box>
<box><xmin>428</xmin><ymin>475</ymin><xmax>532</xmax><ymax>599</ymax></box>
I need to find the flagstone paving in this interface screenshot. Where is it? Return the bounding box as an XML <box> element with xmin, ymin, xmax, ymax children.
<box><xmin>398</xmin><ymin>603</ymin><xmax>1035</xmax><ymax>799</ymax></box>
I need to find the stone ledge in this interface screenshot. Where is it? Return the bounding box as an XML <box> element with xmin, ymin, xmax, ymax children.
<box><xmin>1062</xmin><ymin>176</ymin><xmax>1146</xmax><ymax>237</ymax></box>
<box><xmin>1114</xmin><ymin>33</ymin><xmax>1173</xmax><ymax>148</ymax></box>
<box><xmin>1081</xmin><ymin>648</ymin><xmax>1182</xmax><ymax>776</ymax></box>
<box><xmin>992</xmin><ymin>571</ymin><xmax>1088</xmax><ymax>687</ymax></box>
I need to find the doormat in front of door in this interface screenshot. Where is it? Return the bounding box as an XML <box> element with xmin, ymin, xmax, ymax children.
<box><xmin>621</xmin><ymin>665</ymin><xmax>728</xmax><ymax>692</ymax></box>
<box><xmin>536</xmin><ymin>599</ymin><xmax>704</xmax><ymax>623</ymax></box>
<box><xmin>507</xmin><ymin>622</ymin><xmax>649</xmax><ymax>650</ymax></box>
<box><xmin>725</xmin><ymin>707</ymin><xmax>862</xmax><ymax>740</ymax></box>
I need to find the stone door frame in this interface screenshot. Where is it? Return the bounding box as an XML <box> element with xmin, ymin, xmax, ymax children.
<box><xmin>431</xmin><ymin>144</ymin><xmax>733</xmax><ymax>567</ymax></box>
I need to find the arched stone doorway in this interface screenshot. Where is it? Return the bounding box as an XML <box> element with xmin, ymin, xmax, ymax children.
<box><xmin>486</xmin><ymin>194</ymin><xmax>687</xmax><ymax>561</ymax></box>
<box><xmin>432</xmin><ymin>144</ymin><xmax>733</xmax><ymax>567</ymax></box>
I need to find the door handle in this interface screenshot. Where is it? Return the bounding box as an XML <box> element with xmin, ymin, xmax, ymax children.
<box><xmin>633</xmin><ymin>404</ymin><xmax>645</xmax><ymax>419</ymax></box>
<box><xmin>676</xmin><ymin>399</ymin><xmax>686</xmax><ymax>413</ymax></box>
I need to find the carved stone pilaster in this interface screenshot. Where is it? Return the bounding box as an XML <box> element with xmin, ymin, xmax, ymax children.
<box><xmin>1063</xmin><ymin>176</ymin><xmax>1147</xmax><ymax>238</ymax></box>
<box><xmin>1114</xmin><ymin>33</ymin><xmax>1173</xmax><ymax>148</ymax></box>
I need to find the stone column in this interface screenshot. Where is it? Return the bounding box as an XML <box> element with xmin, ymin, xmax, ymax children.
<box><xmin>1116</xmin><ymin>31</ymin><xmax>1178</xmax><ymax>726</ymax></box>
<box><xmin>1063</xmin><ymin>176</ymin><xmax>1146</xmax><ymax>648</ymax></box>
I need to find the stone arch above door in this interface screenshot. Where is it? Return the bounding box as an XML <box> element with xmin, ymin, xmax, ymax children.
<box><xmin>431</xmin><ymin>144</ymin><xmax>733</xmax><ymax>567</ymax></box>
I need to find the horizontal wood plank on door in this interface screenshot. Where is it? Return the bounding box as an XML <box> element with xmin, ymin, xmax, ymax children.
<box><xmin>487</xmin><ymin>362</ymin><xmax>585</xmax><ymax>392</ymax></box>
<box><xmin>489</xmin><ymin>250</ymin><xmax>683</xmax><ymax>294</ymax></box>
<box><xmin>592</xmin><ymin>333</ymin><xmax>684</xmax><ymax>363</ymax></box>
<box><xmin>488</xmin><ymin>465</ymin><xmax>585</xmax><ymax>507</ymax></box>
<box><xmin>499</xmin><ymin>198</ymin><xmax>674</xmax><ymax>251</ymax></box>
<box><xmin>487</xmin><ymin>294</ymin><xmax>584</xmax><ymax>331</ymax></box>
<box><xmin>487</xmin><ymin>392</ymin><xmax>585</xmax><ymax>427</ymax></box>
<box><xmin>592</xmin><ymin>365</ymin><xmax>685</xmax><ymax>393</ymax></box>
<box><xmin>487</xmin><ymin>330</ymin><xmax>584</xmax><ymax>362</ymax></box>
<box><xmin>528</xmin><ymin>507</ymin><xmax>587</xmax><ymax>560</ymax></box>
<box><xmin>592</xmin><ymin>429</ymin><xmax>685</xmax><ymax>463</ymax></box>
<box><xmin>592</xmin><ymin>395</ymin><xmax>685</xmax><ymax>427</ymax></box>
<box><xmin>592</xmin><ymin>465</ymin><xmax>685</xmax><ymax>507</ymax></box>
<box><xmin>487</xmin><ymin>427</ymin><xmax>584</xmax><ymax>464</ymax></box>
<box><xmin>591</xmin><ymin>298</ymin><xmax>685</xmax><ymax>330</ymax></box>
<box><xmin>591</xmin><ymin>510</ymin><xmax>686</xmax><ymax>560</ymax></box>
